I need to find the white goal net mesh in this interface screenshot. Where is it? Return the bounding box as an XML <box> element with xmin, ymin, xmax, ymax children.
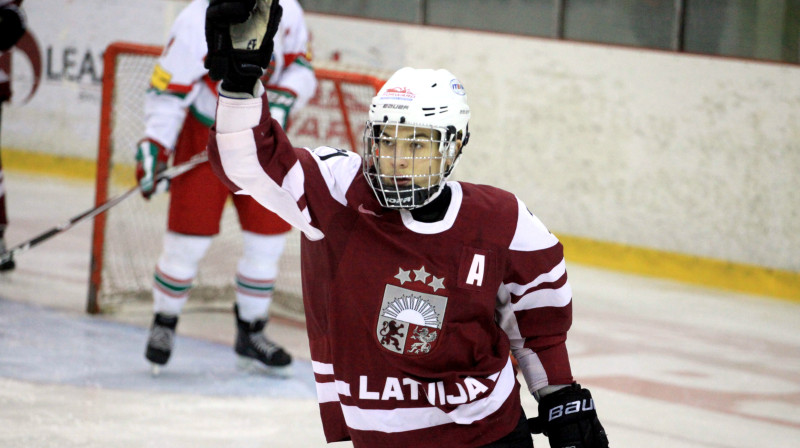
<box><xmin>88</xmin><ymin>42</ymin><xmax>385</xmax><ymax>318</ymax></box>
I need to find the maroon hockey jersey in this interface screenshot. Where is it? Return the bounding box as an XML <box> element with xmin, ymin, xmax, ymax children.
<box><xmin>209</xmin><ymin>90</ymin><xmax>574</xmax><ymax>447</ymax></box>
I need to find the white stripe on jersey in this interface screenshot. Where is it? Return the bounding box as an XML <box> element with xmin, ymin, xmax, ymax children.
<box><xmin>316</xmin><ymin>382</ymin><xmax>340</xmax><ymax>403</ymax></box>
<box><xmin>336</xmin><ymin>380</ymin><xmax>352</xmax><ymax>397</ymax></box>
<box><xmin>512</xmin><ymin>283</ymin><xmax>572</xmax><ymax>311</ymax></box>
<box><xmin>219</xmin><ymin>131</ymin><xmax>324</xmax><ymax>240</ymax></box>
<box><xmin>316</xmin><ymin>380</ymin><xmax>352</xmax><ymax>404</ymax></box>
<box><xmin>338</xmin><ymin>358</ymin><xmax>515</xmax><ymax>433</ymax></box>
<box><xmin>216</xmin><ymin>93</ymin><xmax>324</xmax><ymax>239</ymax></box>
<box><xmin>307</xmin><ymin>146</ymin><xmax>361</xmax><ymax>207</ymax></box>
<box><xmin>281</xmin><ymin>161</ymin><xmax>307</xmax><ymax>202</ymax></box>
<box><xmin>215</xmin><ymin>94</ymin><xmax>262</xmax><ymax>134</ymax></box>
<box><xmin>504</xmin><ymin>196</ymin><xmax>572</xmax><ymax>309</ymax></box>
<box><xmin>504</xmin><ymin>259</ymin><xmax>567</xmax><ymax>297</ymax></box>
<box><xmin>509</xmin><ymin>195</ymin><xmax>559</xmax><ymax>251</ymax></box>
<box><xmin>312</xmin><ymin>360</ymin><xmax>334</xmax><ymax>374</ymax></box>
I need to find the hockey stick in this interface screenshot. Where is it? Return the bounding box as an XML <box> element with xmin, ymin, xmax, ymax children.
<box><xmin>0</xmin><ymin>152</ymin><xmax>209</xmax><ymax>266</ymax></box>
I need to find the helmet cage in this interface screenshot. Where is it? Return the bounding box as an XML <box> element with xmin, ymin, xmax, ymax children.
<box><xmin>361</xmin><ymin>67</ymin><xmax>470</xmax><ymax>210</ymax></box>
<box><xmin>362</xmin><ymin>121</ymin><xmax>462</xmax><ymax>209</ymax></box>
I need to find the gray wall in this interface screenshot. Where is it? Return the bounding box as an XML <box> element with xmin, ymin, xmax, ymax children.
<box><xmin>3</xmin><ymin>2</ymin><xmax>798</xmax><ymax>273</ymax></box>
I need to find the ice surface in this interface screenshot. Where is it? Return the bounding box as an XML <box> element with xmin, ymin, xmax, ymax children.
<box><xmin>1</xmin><ymin>171</ymin><xmax>799</xmax><ymax>447</ymax></box>
<box><xmin>0</xmin><ymin>299</ymin><xmax>317</xmax><ymax>398</ymax></box>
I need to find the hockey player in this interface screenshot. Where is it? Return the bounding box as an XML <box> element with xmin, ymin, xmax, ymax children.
<box><xmin>136</xmin><ymin>0</ymin><xmax>316</xmax><ymax>375</ymax></box>
<box><xmin>205</xmin><ymin>1</ymin><xmax>610</xmax><ymax>446</ymax></box>
<box><xmin>0</xmin><ymin>0</ymin><xmax>25</xmax><ymax>272</ymax></box>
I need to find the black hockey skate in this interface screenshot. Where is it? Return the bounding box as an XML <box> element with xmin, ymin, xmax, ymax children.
<box><xmin>0</xmin><ymin>256</ymin><xmax>13</xmax><ymax>271</ymax></box>
<box><xmin>145</xmin><ymin>313</ymin><xmax>178</xmax><ymax>376</ymax></box>
<box><xmin>234</xmin><ymin>304</ymin><xmax>292</xmax><ymax>377</ymax></box>
<box><xmin>0</xmin><ymin>238</ymin><xmax>14</xmax><ymax>272</ymax></box>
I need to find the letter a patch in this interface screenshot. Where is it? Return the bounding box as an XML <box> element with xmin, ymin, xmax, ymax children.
<box><xmin>458</xmin><ymin>247</ymin><xmax>494</xmax><ymax>291</ymax></box>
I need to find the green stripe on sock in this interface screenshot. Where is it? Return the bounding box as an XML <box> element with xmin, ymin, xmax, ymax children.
<box><xmin>236</xmin><ymin>278</ymin><xmax>275</xmax><ymax>293</ymax></box>
<box><xmin>154</xmin><ymin>273</ymin><xmax>192</xmax><ymax>294</ymax></box>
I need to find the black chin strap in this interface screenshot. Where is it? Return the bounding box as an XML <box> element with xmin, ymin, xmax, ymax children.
<box><xmin>409</xmin><ymin>185</ymin><xmax>452</xmax><ymax>223</ymax></box>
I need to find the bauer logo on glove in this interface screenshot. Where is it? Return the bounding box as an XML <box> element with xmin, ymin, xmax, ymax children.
<box><xmin>548</xmin><ymin>397</ymin><xmax>596</xmax><ymax>421</ymax></box>
<box><xmin>529</xmin><ymin>383</ymin><xmax>610</xmax><ymax>448</ymax></box>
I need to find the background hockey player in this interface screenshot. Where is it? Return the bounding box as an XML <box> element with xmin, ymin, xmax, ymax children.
<box><xmin>136</xmin><ymin>0</ymin><xmax>316</xmax><ymax>375</ymax></box>
<box><xmin>0</xmin><ymin>0</ymin><xmax>25</xmax><ymax>271</ymax></box>
<box><xmin>204</xmin><ymin>1</ymin><xmax>610</xmax><ymax>446</ymax></box>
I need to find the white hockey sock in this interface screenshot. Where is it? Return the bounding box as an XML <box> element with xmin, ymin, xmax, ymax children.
<box><xmin>235</xmin><ymin>231</ymin><xmax>286</xmax><ymax>322</ymax></box>
<box><xmin>153</xmin><ymin>232</ymin><xmax>212</xmax><ymax>315</ymax></box>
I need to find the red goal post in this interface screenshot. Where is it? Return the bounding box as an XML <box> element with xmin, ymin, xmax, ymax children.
<box><xmin>87</xmin><ymin>41</ymin><xmax>386</xmax><ymax>315</ymax></box>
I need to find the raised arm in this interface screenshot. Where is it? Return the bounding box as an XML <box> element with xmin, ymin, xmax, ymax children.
<box><xmin>208</xmin><ymin>87</ymin><xmax>324</xmax><ymax>239</ymax></box>
<box><xmin>204</xmin><ymin>0</ymin><xmax>358</xmax><ymax>241</ymax></box>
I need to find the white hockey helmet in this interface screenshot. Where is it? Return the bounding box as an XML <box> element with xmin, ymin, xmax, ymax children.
<box><xmin>363</xmin><ymin>67</ymin><xmax>471</xmax><ymax>209</ymax></box>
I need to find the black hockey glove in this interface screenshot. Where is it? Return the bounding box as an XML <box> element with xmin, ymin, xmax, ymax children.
<box><xmin>204</xmin><ymin>0</ymin><xmax>283</xmax><ymax>93</ymax></box>
<box><xmin>528</xmin><ymin>383</ymin><xmax>610</xmax><ymax>448</ymax></box>
<box><xmin>0</xmin><ymin>3</ymin><xmax>26</xmax><ymax>51</ymax></box>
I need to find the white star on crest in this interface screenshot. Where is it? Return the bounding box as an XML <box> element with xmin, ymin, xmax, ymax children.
<box><xmin>428</xmin><ymin>276</ymin><xmax>445</xmax><ymax>292</ymax></box>
<box><xmin>413</xmin><ymin>266</ymin><xmax>430</xmax><ymax>284</ymax></box>
<box><xmin>394</xmin><ymin>267</ymin><xmax>411</xmax><ymax>285</ymax></box>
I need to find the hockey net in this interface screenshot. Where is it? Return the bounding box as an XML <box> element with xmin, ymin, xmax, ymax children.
<box><xmin>88</xmin><ymin>41</ymin><xmax>385</xmax><ymax>317</ymax></box>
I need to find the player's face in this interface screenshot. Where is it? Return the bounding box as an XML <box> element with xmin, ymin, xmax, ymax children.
<box><xmin>375</xmin><ymin>125</ymin><xmax>445</xmax><ymax>189</ymax></box>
